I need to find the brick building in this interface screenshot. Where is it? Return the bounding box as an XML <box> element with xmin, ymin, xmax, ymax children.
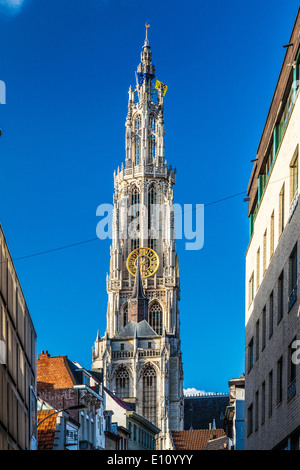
<box><xmin>245</xmin><ymin>7</ymin><xmax>300</xmax><ymax>450</ymax></box>
<box><xmin>37</xmin><ymin>351</ymin><xmax>105</xmax><ymax>450</ymax></box>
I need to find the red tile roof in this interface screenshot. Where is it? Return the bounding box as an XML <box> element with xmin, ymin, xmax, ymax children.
<box><xmin>37</xmin><ymin>351</ymin><xmax>77</xmax><ymax>390</ymax></box>
<box><xmin>171</xmin><ymin>429</ymin><xmax>226</xmax><ymax>450</ymax></box>
<box><xmin>38</xmin><ymin>410</ymin><xmax>57</xmax><ymax>450</ymax></box>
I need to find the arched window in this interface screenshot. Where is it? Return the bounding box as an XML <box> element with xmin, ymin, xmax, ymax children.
<box><xmin>131</xmin><ymin>185</ymin><xmax>140</xmax><ymax>207</ymax></box>
<box><xmin>142</xmin><ymin>366</ymin><xmax>157</xmax><ymax>425</ymax></box>
<box><xmin>149</xmin><ymin>135</ymin><xmax>156</xmax><ymax>161</ymax></box>
<box><xmin>148</xmin><ymin>184</ymin><xmax>157</xmax><ymax>244</ymax></box>
<box><xmin>150</xmin><ymin>114</ymin><xmax>156</xmax><ymax>133</ymax></box>
<box><xmin>129</xmin><ymin>185</ymin><xmax>140</xmax><ymax>252</ymax></box>
<box><xmin>116</xmin><ymin>367</ymin><xmax>130</xmax><ymax>399</ymax></box>
<box><xmin>149</xmin><ymin>301</ymin><xmax>163</xmax><ymax>335</ymax></box>
<box><xmin>134</xmin><ymin>116</ymin><xmax>141</xmax><ymax>165</ymax></box>
<box><xmin>149</xmin><ymin>115</ymin><xmax>156</xmax><ymax>161</ymax></box>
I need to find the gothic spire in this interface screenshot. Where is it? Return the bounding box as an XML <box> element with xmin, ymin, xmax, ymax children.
<box><xmin>130</xmin><ymin>258</ymin><xmax>147</xmax><ymax>300</ymax></box>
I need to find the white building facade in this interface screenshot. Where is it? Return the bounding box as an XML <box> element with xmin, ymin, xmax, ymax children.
<box><xmin>92</xmin><ymin>31</ymin><xmax>184</xmax><ymax>450</ymax></box>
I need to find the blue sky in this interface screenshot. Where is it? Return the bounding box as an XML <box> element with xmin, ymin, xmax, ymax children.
<box><xmin>0</xmin><ymin>0</ymin><xmax>299</xmax><ymax>393</ymax></box>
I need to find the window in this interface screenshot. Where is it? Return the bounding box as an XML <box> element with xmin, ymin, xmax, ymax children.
<box><xmin>149</xmin><ymin>135</ymin><xmax>156</xmax><ymax>161</ymax></box>
<box><xmin>268</xmin><ymin>371</ymin><xmax>273</xmax><ymax>416</ymax></box>
<box><xmin>148</xmin><ymin>184</ymin><xmax>157</xmax><ymax>234</ymax></box>
<box><xmin>256</xmin><ymin>248</ymin><xmax>260</xmax><ymax>290</ymax></box>
<box><xmin>288</xmin><ymin>339</ymin><xmax>297</xmax><ymax>400</ymax></box>
<box><xmin>129</xmin><ymin>186</ymin><xmax>140</xmax><ymax>251</ymax></box>
<box><xmin>116</xmin><ymin>367</ymin><xmax>130</xmax><ymax>399</ymax></box>
<box><xmin>123</xmin><ymin>304</ymin><xmax>128</xmax><ymax>328</ymax></box>
<box><xmin>270</xmin><ymin>211</ymin><xmax>275</xmax><ymax>257</ymax></box>
<box><xmin>255</xmin><ymin>390</ymin><xmax>259</xmax><ymax>432</ymax></box>
<box><xmin>255</xmin><ymin>320</ymin><xmax>260</xmax><ymax>362</ymax></box>
<box><xmin>131</xmin><ymin>238</ymin><xmax>139</xmax><ymax>252</ymax></box>
<box><xmin>263</xmin><ymin>230</ymin><xmax>267</xmax><ymax>275</ymax></box>
<box><xmin>277</xmin><ymin>357</ymin><xmax>283</xmax><ymax>405</ymax></box>
<box><xmin>149</xmin><ymin>301</ymin><xmax>163</xmax><ymax>335</ymax></box>
<box><xmin>262</xmin><ymin>307</ymin><xmax>266</xmax><ymax>351</ymax></box>
<box><xmin>278</xmin><ymin>271</ymin><xmax>284</xmax><ymax>323</ymax></box>
<box><xmin>247</xmin><ymin>404</ymin><xmax>253</xmax><ymax>437</ymax></box>
<box><xmin>248</xmin><ymin>338</ymin><xmax>254</xmax><ymax>372</ymax></box>
<box><xmin>120</xmin><ymin>343</ymin><xmax>124</xmax><ymax>350</ymax></box>
<box><xmin>249</xmin><ymin>273</ymin><xmax>254</xmax><ymax>307</ymax></box>
<box><xmin>134</xmin><ymin>116</ymin><xmax>141</xmax><ymax>165</ymax></box>
<box><xmin>279</xmin><ymin>184</ymin><xmax>285</xmax><ymax>237</ymax></box>
<box><xmin>289</xmin><ymin>244</ymin><xmax>297</xmax><ymax>311</ymax></box>
<box><xmin>289</xmin><ymin>146</ymin><xmax>298</xmax><ymax>205</ymax></box>
<box><xmin>142</xmin><ymin>366</ymin><xmax>157</xmax><ymax>426</ymax></box>
<box><xmin>149</xmin><ymin>115</ymin><xmax>156</xmax><ymax>161</ymax></box>
<box><xmin>261</xmin><ymin>381</ymin><xmax>266</xmax><ymax>425</ymax></box>
<box><xmin>269</xmin><ymin>291</ymin><xmax>274</xmax><ymax>338</ymax></box>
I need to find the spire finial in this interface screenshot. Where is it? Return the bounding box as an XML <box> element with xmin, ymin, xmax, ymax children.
<box><xmin>145</xmin><ymin>22</ymin><xmax>150</xmax><ymax>40</ymax></box>
<box><xmin>144</xmin><ymin>22</ymin><xmax>150</xmax><ymax>47</ymax></box>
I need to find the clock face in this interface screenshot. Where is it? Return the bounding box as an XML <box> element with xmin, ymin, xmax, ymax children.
<box><xmin>127</xmin><ymin>247</ymin><xmax>160</xmax><ymax>279</ymax></box>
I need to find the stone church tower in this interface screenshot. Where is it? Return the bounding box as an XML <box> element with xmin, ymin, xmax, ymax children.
<box><xmin>92</xmin><ymin>29</ymin><xmax>184</xmax><ymax>450</ymax></box>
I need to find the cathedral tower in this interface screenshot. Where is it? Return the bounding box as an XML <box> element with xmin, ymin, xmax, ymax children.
<box><xmin>92</xmin><ymin>28</ymin><xmax>184</xmax><ymax>450</ymax></box>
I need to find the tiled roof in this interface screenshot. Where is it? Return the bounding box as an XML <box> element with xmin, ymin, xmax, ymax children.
<box><xmin>37</xmin><ymin>351</ymin><xmax>77</xmax><ymax>390</ymax></box>
<box><xmin>38</xmin><ymin>410</ymin><xmax>57</xmax><ymax>450</ymax></box>
<box><xmin>171</xmin><ymin>429</ymin><xmax>226</xmax><ymax>450</ymax></box>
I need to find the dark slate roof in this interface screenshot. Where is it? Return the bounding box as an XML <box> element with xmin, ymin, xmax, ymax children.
<box><xmin>184</xmin><ymin>395</ymin><xmax>229</xmax><ymax>430</ymax></box>
<box><xmin>116</xmin><ymin>320</ymin><xmax>158</xmax><ymax>338</ymax></box>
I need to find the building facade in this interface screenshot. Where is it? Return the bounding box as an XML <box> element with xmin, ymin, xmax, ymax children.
<box><xmin>103</xmin><ymin>386</ymin><xmax>160</xmax><ymax>450</ymax></box>
<box><xmin>224</xmin><ymin>375</ymin><xmax>245</xmax><ymax>450</ymax></box>
<box><xmin>184</xmin><ymin>392</ymin><xmax>229</xmax><ymax>431</ymax></box>
<box><xmin>245</xmin><ymin>8</ymin><xmax>300</xmax><ymax>450</ymax></box>
<box><xmin>92</xmin><ymin>31</ymin><xmax>184</xmax><ymax>449</ymax></box>
<box><xmin>37</xmin><ymin>351</ymin><xmax>105</xmax><ymax>450</ymax></box>
<box><xmin>0</xmin><ymin>225</ymin><xmax>37</xmax><ymax>450</ymax></box>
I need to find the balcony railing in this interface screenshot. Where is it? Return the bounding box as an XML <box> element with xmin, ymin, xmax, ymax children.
<box><xmin>287</xmin><ymin>378</ymin><xmax>296</xmax><ymax>400</ymax></box>
<box><xmin>112</xmin><ymin>351</ymin><xmax>133</xmax><ymax>359</ymax></box>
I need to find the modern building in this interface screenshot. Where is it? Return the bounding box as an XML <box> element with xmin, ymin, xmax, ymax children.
<box><xmin>103</xmin><ymin>386</ymin><xmax>160</xmax><ymax>450</ymax></box>
<box><xmin>224</xmin><ymin>375</ymin><xmax>245</xmax><ymax>450</ymax></box>
<box><xmin>0</xmin><ymin>224</ymin><xmax>37</xmax><ymax>450</ymax></box>
<box><xmin>245</xmin><ymin>8</ymin><xmax>300</xmax><ymax>450</ymax></box>
<box><xmin>37</xmin><ymin>351</ymin><xmax>105</xmax><ymax>450</ymax></box>
<box><xmin>92</xmin><ymin>28</ymin><xmax>183</xmax><ymax>450</ymax></box>
<box><xmin>184</xmin><ymin>392</ymin><xmax>229</xmax><ymax>431</ymax></box>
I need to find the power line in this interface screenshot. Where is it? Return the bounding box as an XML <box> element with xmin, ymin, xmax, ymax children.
<box><xmin>3</xmin><ymin>170</ymin><xmax>295</xmax><ymax>264</ymax></box>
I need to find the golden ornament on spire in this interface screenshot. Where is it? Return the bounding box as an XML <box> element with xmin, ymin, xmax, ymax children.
<box><xmin>145</xmin><ymin>22</ymin><xmax>150</xmax><ymax>40</ymax></box>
